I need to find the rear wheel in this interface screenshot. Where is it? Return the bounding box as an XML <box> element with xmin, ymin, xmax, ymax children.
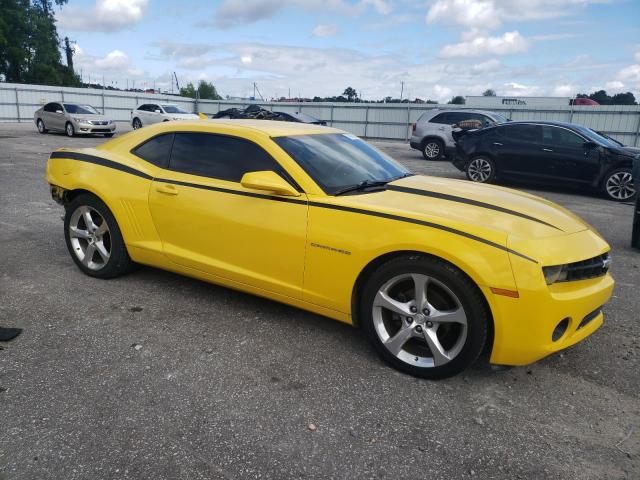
<box><xmin>132</xmin><ymin>117</ymin><xmax>142</xmax><ymax>129</ymax></box>
<box><xmin>65</xmin><ymin>122</ymin><xmax>75</xmax><ymax>137</ymax></box>
<box><xmin>422</xmin><ymin>139</ymin><xmax>444</xmax><ymax>161</ymax></box>
<box><xmin>602</xmin><ymin>168</ymin><xmax>635</xmax><ymax>201</ymax></box>
<box><xmin>360</xmin><ymin>255</ymin><xmax>488</xmax><ymax>379</ymax></box>
<box><xmin>37</xmin><ymin>119</ymin><xmax>48</xmax><ymax>134</ymax></box>
<box><xmin>64</xmin><ymin>193</ymin><xmax>132</xmax><ymax>279</ymax></box>
<box><xmin>466</xmin><ymin>156</ymin><xmax>496</xmax><ymax>183</ymax></box>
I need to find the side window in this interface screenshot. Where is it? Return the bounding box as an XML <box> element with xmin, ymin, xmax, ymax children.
<box><xmin>151</xmin><ymin>105</ymin><xmax>161</xmax><ymax>113</ymax></box>
<box><xmin>500</xmin><ymin>124</ymin><xmax>542</xmax><ymax>142</ymax></box>
<box><xmin>43</xmin><ymin>103</ymin><xmax>55</xmax><ymax>112</ymax></box>
<box><xmin>543</xmin><ymin>126</ymin><xmax>585</xmax><ymax>147</ymax></box>
<box><xmin>169</xmin><ymin>133</ymin><xmax>282</xmax><ymax>182</ymax></box>
<box><xmin>137</xmin><ymin>104</ymin><xmax>148</xmax><ymax>112</ymax></box>
<box><xmin>131</xmin><ymin>133</ymin><xmax>174</xmax><ymax>168</ymax></box>
<box><xmin>429</xmin><ymin>113</ymin><xmax>452</xmax><ymax>124</ymax></box>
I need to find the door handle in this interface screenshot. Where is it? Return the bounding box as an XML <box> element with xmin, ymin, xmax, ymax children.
<box><xmin>155</xmin><ymin>183</ymin><xmax>178</xmax><ymax>195</ymax></box>
<box><xmin>542</xmin><ymin>148</ymin><xmax>553</xmax><ymax>152</ymax></box>
<box><xmin>493</xmin><ymin>142</ymin><xmax>503</xmax><ymax>146</ymax></box>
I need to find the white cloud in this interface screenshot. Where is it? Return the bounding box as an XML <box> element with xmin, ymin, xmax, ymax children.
<box><xmin>552</xmin><ymin>84</ymin><xmax>577</xmax><ymax>96</ymax></box>
<box><xmin>501</xmin><ymin>82</ymin><xmax>541</xmax><ymax>96</ymax></box>
<box><xmin>635</xmin><ymin>50</ymin><xmax>640</xmax><ymax>63</ymax></box>
<box><xmin>211</xmin><ymin>0</ymin><xmax>391</xmax><ymax>28</ymax></box>
<box><xmin>95</xmin><ymin>50</ymin><xmax>130</xmax><ymax>70</ymax></box>
<box><xmin>471</xmin><ymin>58</ymin><xmax>501</xmax><ymax>73</ymax></box>
<box><xmin>440</xmin><ymin>31</ymin><xmax>529</xmax><ymax>58</ymax></box>
<box><xmin>313</xmin><ymin>24</ymin><xmax>338</xmax><ymax>37</ymax></box>
<box><xmin>426</xmin><ymin>0</ymin><xmax>604</xmax><ymax>30</ymax></box>
<box><xmin>57</xmin><ymin>0</ymin><xmax>148</xmax><ymax>32</ymax></box>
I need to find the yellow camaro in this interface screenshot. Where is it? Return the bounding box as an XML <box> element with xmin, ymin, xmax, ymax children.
<box><xmin>46</xmin><ymin>120</ymin><xmax>614</xmax><ymax>379</ymax></box>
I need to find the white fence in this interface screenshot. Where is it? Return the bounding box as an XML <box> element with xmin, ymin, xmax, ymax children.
<box><xmin>2</xmin><ymin>82</ymin><xmax>640</xmax><ymax>146</ymax></box>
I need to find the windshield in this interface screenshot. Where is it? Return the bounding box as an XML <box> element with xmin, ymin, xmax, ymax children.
<box><xmin>574</xmin><ymin>125</ymin><xmax>620</xmax><ymax>148</ymax></box>
<box><xmin>591</xmin><ymin>129</ymin><xmax>624</xmax><ymax>147</ymax></box>
<box><xmin>491</xmin><ymin>113</ymin><xmax>509</xmax><ymax>123</ymax></box>
<box><xmin>162</xmin><ymin>105</ymin><xmax>189</xmax><ymax>114</ymax></box>
<box><xmin>64</xmin><ymin>104</ymin><xmax>99</xmax><ymax>114</ymax></box>
<box><xmin>275</xmin><ymin>133</ymin><xmax>410</xmax><ymax>195</ymax></box>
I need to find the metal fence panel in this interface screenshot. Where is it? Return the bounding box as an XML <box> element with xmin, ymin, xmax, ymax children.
<box><xmin>2</xmin><ymin>82</ymin><xmax>640</xmax><ymax>146</ymax></box>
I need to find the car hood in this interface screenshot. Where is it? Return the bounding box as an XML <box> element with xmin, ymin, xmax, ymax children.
<box><xmin>69</xmin><ymin>114</ymin><xmax>112</xmax><ymax>122</ymax></box>
<box><xmin>167</xmin><ymin>113</ymin><xmax>199</xmax><ymax>119</ymax></box>
<box><xmin>331</xmin><ymin>175</ymin><xmax>590</xmax><ymax>244</ymax></box>
<box><xmin>621</xmin><ymin>146</ymin><xmax>640</xmax><ymax>156</ymax></box>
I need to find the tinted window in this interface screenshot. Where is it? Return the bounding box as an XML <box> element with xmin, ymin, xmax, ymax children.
<box><xmin>499</xmin><ymin>124</ymin><xmax>542</xmax><ymax>142</ymax></box>
<box><xmin>137</xmin><ymin>104</ymin><xmax>149</xmax><ymax>111</ymax></box>
<box><xmin>44</xmin><ymin>103</ymin><xmax>56</xmax><ymax>112</ymax></box>
<box><xmin>64</xmin><ymin>104</ymin><xmax>99</xmax><ymax>114</ymax></box>
<box><xmin>275</xmin><ymin>133</ymin><xmax>409</xmax><ymax>195</ymax></box>
<box><xmin>169</xmin><ymin>133</ymin><xmax>281</xmax><ymax>182</ymax></box>
<box><xmin>132</xmin><ymin>134</ymin><xmax>174</xmax><ymax>167</ymax></box>
<box><xmin>161</xmin><ymin>105</ymin><xmax>189</xmax><ymax>114</ymax></box>
<box><xmin>543</xmin><ymin>126</ymin><xmax>585</xmax><ymax>146</ymax></box>
<box><xmin>429</xmin><ymin>113</ymin><xmax>453</xmax><ymax>124</ymax></box>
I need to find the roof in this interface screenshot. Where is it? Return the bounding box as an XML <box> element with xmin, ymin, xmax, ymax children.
<box><xmin>502</xmin><ymin>120</ymin><xmax>579</xmax><ymax>128</ymax></box>
<box><xmin>197</xmin><ymin>119</ymin><xmax>343</xmax><ymax>137</ymax></box>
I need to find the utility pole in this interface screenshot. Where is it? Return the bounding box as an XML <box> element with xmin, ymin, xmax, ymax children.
<box><xmin>400</xmin><ymin>81</ymin><xmax>404</xmax><ymax>101</ymax></box>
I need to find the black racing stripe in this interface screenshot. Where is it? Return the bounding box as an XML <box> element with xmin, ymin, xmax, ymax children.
<box><xmin>49</xmin><ymin>151</ymin><xmax>153</xmax><ymax>180</ymax></box>
<box><xmin>387</xmin><ymin>185</ymin><xmax>562</xmax><ymax>231</ymax></box>
<box><xmin>308</xmin><ymin>201</ymin><xmax>538</xmax><ymax>264</ymax></box>
<box><xmin>155</xmin><ymin>178</ymin><xmax>308</xmax><ymax>205</ymax></box>
<box><xmin>50</xmin><ymin>151</ymin><xmax>536</xmax><ymax>262</ymax></box>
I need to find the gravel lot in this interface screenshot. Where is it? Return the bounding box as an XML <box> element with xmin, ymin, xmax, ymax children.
<box><xmin>0</xmin><ymin>122</ymin><xmax>638</xmax><ymax>480</ymax></box>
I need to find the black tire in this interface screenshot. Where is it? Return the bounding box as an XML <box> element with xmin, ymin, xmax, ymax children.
<box><xmin>422</xmin><ymin>138</ymin><xmax>444</xmax><ymax>161</ymax></box>
<box><xmin>360</xmin><ymin>254</ymin><xmax>488</xmax><ymax>379</ymax></box>
<box><xmin>36</xmin><ymin>119</ymin><xmax>48</xmax><ymax>134</ymax></box>
<box><xmin>104</xmin><ymin>133</ymin><xmax>114</xmax><ymax>138</ymax></box>
<box><xmin>132</xmin><ymin>117</ymin><xmax>142</xmax><ymax>129</ymax></box>
<box><xmin>601</xmin><ymin>167</ymin><xmax>636</xmax><ymax>202</ymax></box>
<box><xmin>465</xmin><ymin>155</ymin><xmax>496</xmax><ymax>183</ymax></box>
<box><xmin>65</xmin><ymin>122</ymin><xmax>75</xmax><ymax>137</ymax></box>
<box><xmin>64</xmin><ymin>193</ymin><xmax>133</xmax><ymax>279</ymax></box>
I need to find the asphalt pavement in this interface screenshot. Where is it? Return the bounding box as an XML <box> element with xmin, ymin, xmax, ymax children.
<box><xmin>0</xmin><ymin>122</ymin><xmax>638</xmax><ymax>479</ymax></box>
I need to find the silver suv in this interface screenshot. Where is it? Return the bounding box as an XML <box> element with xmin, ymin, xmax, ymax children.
<box><xmin>410</xmin><ymin>109</ymin><xmax>508</xmax><ymax>160</ymax></box>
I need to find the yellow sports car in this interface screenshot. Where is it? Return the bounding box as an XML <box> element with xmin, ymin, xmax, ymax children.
<box><xmin>46</xmin><ymin>120</ymin><xmax>614</xmax><ymax>379</ymax></box>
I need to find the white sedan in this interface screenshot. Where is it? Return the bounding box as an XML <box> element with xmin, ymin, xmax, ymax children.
<box><xmin>131</xmin><ymin>103</ymin><xmax>199</xmax><ymax>129</ymax></box>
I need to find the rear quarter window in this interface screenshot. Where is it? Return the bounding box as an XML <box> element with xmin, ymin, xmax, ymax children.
<box><xmin>131</xmin><ymin>133</ymin><xmax>174</xmax><ymax>168</ymax></box>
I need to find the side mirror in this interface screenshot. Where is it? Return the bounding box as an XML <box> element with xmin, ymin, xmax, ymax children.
<box><xmin>154</xmin><ymin>109</ymin><xmax>162</xmax><ymax>113</ymax></box>
<box><xmin>241</xmin><ymin>171</ymin><xmax>300</xmax><ymax>197</ymax></box>
<box><xmin>55</xmin><ymin>110</ymin><xmax>63</xmax><ymax>114</ymax></box>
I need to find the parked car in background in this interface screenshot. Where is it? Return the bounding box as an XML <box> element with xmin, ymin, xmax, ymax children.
<box><xmin>410</xmin><ymin>109</ymin><xmax>509</xmax><ymax>160</ymax></box>
<box><xmin>131</xmin><ymin>103</ymin><xmax>198</xmax><ymax>129</ymax></box>
<box><xmin>453</xmin><ymin>121</ymin><xmax>637</xmax><ymax>201</ymax></box>
<box><xmin>213</xmin><ymin>105</ymin><xmax>327</xmax><ymax>125</ymax></box>
<box><xmin>34</xmin><ymin>102</ymin><xmax>116</xmax><ymax>137</ymax></box>
<box><xmin>273</xmin><ymin>111</ymin><xmax>327</xmax><ymax>125</ymax></box>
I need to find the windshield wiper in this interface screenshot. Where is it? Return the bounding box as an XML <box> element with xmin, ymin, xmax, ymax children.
<box><xmin>334</xmin><ymin>173</ymin><xmax>413</xmax><ymax>196</ymax></box>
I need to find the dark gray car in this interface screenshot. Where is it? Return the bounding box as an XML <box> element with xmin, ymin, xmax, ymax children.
<box><xmin>34</xmin><ymin>102</ymin><xmax>116</xmax><ymax>137</ymax></box>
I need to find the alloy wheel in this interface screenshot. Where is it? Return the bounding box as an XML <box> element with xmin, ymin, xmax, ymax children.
<box><xmin>66</xmin><ymin>123</ymin><xmax>74</xmax><ymax>137</ymax></box>
<box><xmin>68</xmin><ymin>205</ymin><xmax>111</xmax><ymax>271</ymax></box>
<box><xmin>606</xmin><ymin>171</ymin><xmax>635</xmax><ymax>200</ymax></box>
<box><xmin>133</xmin><ymin>118</ymin><xmax>142</xmax><ymax>129</ymax></box>
<box><xmin>37</xmin><ymin>120</ymin><xmax>45</xmax><ymax>133</ymax></box>
<box><xmin>424</xmin><ymin>142</ymin><xmax>440</xmax><ymax>159</ymax></box>
<box><xmin>372</xmin><ymin>273</ymin><xmax>467</xmax><ymax>368</ymax></box>
<box><xmin>467</xmin><ymin>158</ymin><xmax>492</xmax><ymax>182</ymax></box>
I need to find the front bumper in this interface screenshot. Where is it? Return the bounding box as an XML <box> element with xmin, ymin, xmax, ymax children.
<box><xmin>487</xmin><ymin>228</ymin><xmax>614</xmax><ymax>366</ymax></box>
<box><xmin>75</xmin><ymin>122</ymin><xmax>116</xmax><ymax>134</ymax></box>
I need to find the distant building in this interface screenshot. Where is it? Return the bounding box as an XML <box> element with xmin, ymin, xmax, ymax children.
<box><xmin>465</xmin><ymin>96</ymin><xmax>572</xmax><ymax>108</ymax></box>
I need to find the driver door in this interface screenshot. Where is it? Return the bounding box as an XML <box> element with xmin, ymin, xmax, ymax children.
<box><xmin>147</xmin><ymin>132</ymin><xmax>308</xmax><ymax>299</ymax></box>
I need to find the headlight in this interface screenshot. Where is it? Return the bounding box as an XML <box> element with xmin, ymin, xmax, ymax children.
<box><xmin>77</xmin><ymin>118</ymin><xmax>91</xmax><ymax>124</ymax></box>
<box><xmin>542</xmin><ymin>264</ymin><xmax>568</xmax><ymax>285</ymax></box>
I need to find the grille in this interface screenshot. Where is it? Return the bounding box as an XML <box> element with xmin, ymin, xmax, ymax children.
<box><xmin>89</xmin><ymin>121</ymin><xmax>108</xmax><ymax>125</ymax></box>
<box><xmin>563</xmin><ymin>252</ymin><xmax>610</xmax><ymax>282</ymax></box>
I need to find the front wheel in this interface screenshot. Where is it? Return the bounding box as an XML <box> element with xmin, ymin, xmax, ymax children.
<box><xmin>422</xmin><ymin>139</ymin><xmax>444</xmax><ymax>161</ymax></box>
<box><xmin>602</xmin><ymin>168</ymin><xmax>635</xmax><ymax>201</ymax></box>
<box><xmin>64</xmin><ymin>193</ymin><xmax>133</xmax><ymax>279</ymax></box>
<box><xmin>132</xmin><ymin>117</ymin><xmax>142</xmax><ymax>129</ymax></box>
<box><xmin>360</xmin><ymin>255</ymin><xmax>488</xmax><ymax>379</ymax></box>
<box><xmin>65</xmin><ymin>122</ymin><xmax>75</xmax><ymax>137</ymax></box>
<box><xmin>37</xmin><ymin>119</ymin><xmax>48</xmax><ymax>134</ymax></box>
<box><xmin>466</xmin><ymin>156</ymin><xmax>496</xmax><ymax>183</ymax></box>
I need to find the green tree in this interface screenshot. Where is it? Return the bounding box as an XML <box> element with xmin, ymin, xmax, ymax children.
<box><xmin>588</xmin><ymin>90</ymin><xmax>611</xmax><ymax>105</ymax></box>
<box><xmin>180</xmin><ymin>80</ymin><xmax>222</xmax><ymax>100</ymax></box>
<box><xmin>0</xmin><ymin>0</ymin><xmax>79</xmax><ymax>86</ymax></box>
<box><xmin>611</xmin><ymin>91</ymin><xmax>637</xmax><ymax>105</ymax></box>
<box><xmin>448</xmin><ymin>95</ymin><xmax>466</xmax><ymax>105</ymax></box>
<box><xmin>343</xmin><ymin>86</ymin><xmax>357</xmax><ymax>102</ymax></box>
<box><xmin>483</xmin><ymin>89</ymin><xmax>496</xmax><ymax>96</ymax></box>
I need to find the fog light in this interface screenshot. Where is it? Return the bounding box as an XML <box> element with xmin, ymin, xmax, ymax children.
<box><xmin>552</xmin><ymin>318</ymin><xmax>569</xmax><ymax>342</ymax></box>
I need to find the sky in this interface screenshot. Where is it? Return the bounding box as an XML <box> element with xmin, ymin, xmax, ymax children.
<box><xmin>54</xmin><ymin>0</ymin><xmax>640</xmax><ymax>102</ymax></box>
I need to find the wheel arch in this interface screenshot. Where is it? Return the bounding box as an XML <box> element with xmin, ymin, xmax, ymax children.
<box><xmin>350</xmin><ymin>250</ymin><xmax>494</xmax><ymax>354</ymax></box>
<box><xmin>420</xmin><ymin>135</ymin><xmax>446</xmax><ymax>149</ymax></box>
